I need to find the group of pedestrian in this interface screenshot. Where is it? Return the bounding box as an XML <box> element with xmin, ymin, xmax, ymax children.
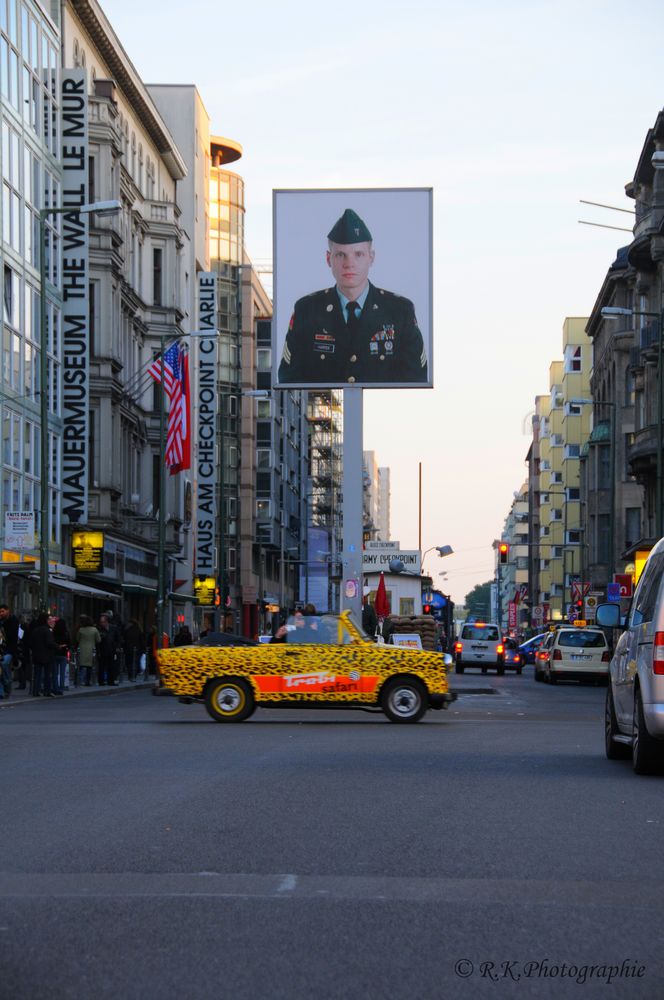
<box><xmin>0</xmin><ymin>603</ymin><xmax>150</xmax><ymax>698</ymax></box>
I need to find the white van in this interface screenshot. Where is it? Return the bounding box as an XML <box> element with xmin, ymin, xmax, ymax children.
<box><xmin>454</xmin><ymin>622</ymin><xmax>504</xmax><ymax>674</ymax></box>
<box><xmin>598</xmin><ymin>539</ymin><xmax>664</xmax><ymax>774</ymax></box>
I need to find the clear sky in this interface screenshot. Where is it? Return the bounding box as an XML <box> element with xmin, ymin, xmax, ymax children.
<box><xmin>103</xmin><ymin>0</ymin><xmax>664</xmax><ymax>604</ymax></box>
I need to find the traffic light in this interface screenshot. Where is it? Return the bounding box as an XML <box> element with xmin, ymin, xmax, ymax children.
<box><xmin>576</xmin><ymin>599</ymin><xmax>583</xmax><ymax>612</ymax></box>
<box><xmin>499</xmin><ymin>542</ymin><xmax>509</xmax><ymax>565</ymax></box>
<box><xmin>214</xmin><ymin>587</ymin><xmax>221</xmax><ymax>606</ymax></box>
<box><xmin>423</xmin><ymin>603</ymin><xmax>432</xmax><ymax>614</ymax></box>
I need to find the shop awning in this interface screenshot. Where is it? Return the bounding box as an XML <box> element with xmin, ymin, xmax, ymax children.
<box><xmin>27</xmin><ymin>574</ymin><xmax>119</xmax><ymax>601</ymax></box>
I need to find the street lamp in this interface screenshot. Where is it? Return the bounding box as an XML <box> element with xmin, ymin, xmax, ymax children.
<box><xmin>600</xmin><ymin>306</ymin><xmax>663</xmax><ymax>537</ymax></box>
<box><xmin>421</xmin><ymin>544</ymin><xmax>454</xmax><ymax>574</ymax></box>
<box><xmin>38</xmin><ymin>199</ymin><xmax>121</xmax><ymax>610</ymax></box>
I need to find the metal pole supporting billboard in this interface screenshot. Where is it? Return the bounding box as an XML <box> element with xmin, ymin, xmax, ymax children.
<box><xmin>342</xmin><ymin>387</ymin><xmax>364</xmax><ymax>622</ymax></box>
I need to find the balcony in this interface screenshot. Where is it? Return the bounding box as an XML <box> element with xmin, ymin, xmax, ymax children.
<box><xmin>628</xmin><ymin>424</ymin><xmax>658</xmax><ymax>478</ymax></box>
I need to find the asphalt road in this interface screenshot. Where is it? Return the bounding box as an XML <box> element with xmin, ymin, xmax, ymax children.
<box><xmin>2</xmin><ymin>669</ymin><xmax>663</xmax><ymax>1000</ymax></box>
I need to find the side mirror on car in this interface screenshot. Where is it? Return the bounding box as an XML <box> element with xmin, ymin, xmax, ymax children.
<box><xmin>596</xmin><ymin>603</ymin><xmax>623</xmax><ymax>628</ymax></box>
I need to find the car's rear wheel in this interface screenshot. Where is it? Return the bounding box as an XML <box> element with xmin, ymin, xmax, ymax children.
<box><xmin>548</xmin><ymin>671</ymin><xmax>557</xmax><ymax>685</ymax></box>
<box><xmin>632</xmin><ymin>688</ymin><xmax>664</xmax><ymax>774</ymax></box>
<box><xmin>381</xmin><ymin>678</ymin><xmax>427</xmax><ymax>723</ymax></box>
<box><xmin>605</xmin><ymin>686</ymin><xmax>630</xmax><ymax>760</ymax></box>
<box><xmin>205</xmin><ymin>677</ymin><xmax>255</xmax><ymax>723</ymax></box>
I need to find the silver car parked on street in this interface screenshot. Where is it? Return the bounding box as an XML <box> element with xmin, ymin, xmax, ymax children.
<box><xmin>597</xmin><ymin>539</ymin><xmax>664</xmax><ymax>775</ymax></box>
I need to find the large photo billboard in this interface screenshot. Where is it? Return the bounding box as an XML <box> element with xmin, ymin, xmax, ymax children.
<box><xmin>273</xmin><ymin>188</ymin><xmax>433</xmax><ymax>389</ymax></box>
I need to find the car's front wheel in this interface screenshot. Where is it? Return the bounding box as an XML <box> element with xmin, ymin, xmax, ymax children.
<box><xmin>605</xmin><ymin>685</ymin><xmax>630</xmax><ymax>760</ymax></box>
<box><xmin>632</xmin><ymin>688</ymin><xmax>664</xmax><ymax>774</ymax></box>
<box><xmin>381</xmin><ymin>677</ymin><xmax>427</xmax><ymax>723</ymax></box>
<box><xmin>205</xmin><ymin>677</ymin><xmax>255</xmax><ymax>723</ymax></box>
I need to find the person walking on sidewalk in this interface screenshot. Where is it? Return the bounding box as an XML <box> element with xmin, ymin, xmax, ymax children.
<box><xmin>31</xmin><ymin>613</ymin><xmax>58</xmax><ymax>696</ymax></box>
<box><xmin>0</xmin><ymin>603</ymin><xmax>20</xmax><ymax>699</ymax></box>
<box><xmin>52</xmin><ymin>616</ymin><xmax>71</xmax><ymax>694</ymax></box>
<box><xmin>75</xmin><ymin>615</ymin><xmax>100</xmax><ymax>687</ymax></box>
<box><xmin>98</xmin><ymin>614</ymin><xmax>120</xmax><ymax>686</ymax></box>
<box><xmin>123</xmin><ymin>619</ymin><xmax>145</xmax><ymax>680</ymax></box>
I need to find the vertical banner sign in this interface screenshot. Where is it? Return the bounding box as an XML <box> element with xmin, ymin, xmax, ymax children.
<box><xmin>507</xmin><ymin>601</ymin><xmax>517</xmax><ymax>629</ymax></box>
<box><xmin>195</xmin><ymin>273</ymin><xmax>218</xmax><ymax>579</ymax></box>
<box><xmin>60</xmin><ymin>68</ymin><xmax>89</xmax><ymax>524</ymax></box>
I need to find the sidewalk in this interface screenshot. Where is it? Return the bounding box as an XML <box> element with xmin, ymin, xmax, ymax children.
<box><xmin>0</xmin><ymin>675</ymin><xmax>155</xmax><ymax>708</ymax></box>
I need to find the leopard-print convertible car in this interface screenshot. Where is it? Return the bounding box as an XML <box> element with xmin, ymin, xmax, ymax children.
<box><xmin>156</xmin><ymin>611</ymin><xmax>456</xmax><ymax>724</ymax></box>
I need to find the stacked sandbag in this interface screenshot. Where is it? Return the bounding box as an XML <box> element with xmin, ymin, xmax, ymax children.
<box><xmin>386</xmin><ymin>615</ymin><xmax>439</xmax><ymax>652</ymax></box>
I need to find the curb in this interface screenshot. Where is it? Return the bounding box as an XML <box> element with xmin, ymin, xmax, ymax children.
<box><xmin>451</xmin><ymin>686</ymin><xmax>496</xmax><ymax>695</ymax></box>
<box><xmin>0</xmin><ymin>680</ymin><xmax>155</xmax><ymax>709</ymax></box>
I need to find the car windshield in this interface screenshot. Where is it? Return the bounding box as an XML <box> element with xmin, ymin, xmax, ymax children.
<box><xmin>557</xmin><ymin>630</ymin><xmax>606</xmax><ymax>648</ymax></box>
<box><xmin>285</xmin><ymin>614</ymin><xmax>352</xmax><ymax>645</ymax></box>
<box><xmin>462</xmin><ymin>625</ymin><xmax>499</xmax><ymax>641</ymax></box>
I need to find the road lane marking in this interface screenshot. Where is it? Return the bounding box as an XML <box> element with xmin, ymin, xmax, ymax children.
<box><xmin>0</xmin><ymin>874</ymin><xmax>661</xmax><ymax>907</ymax></box>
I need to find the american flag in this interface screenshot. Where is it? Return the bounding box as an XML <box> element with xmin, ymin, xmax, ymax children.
<box><xmin>148</xmin><ymin>342</ymin><xmax>191</xmax><ymax>473</ymax></box>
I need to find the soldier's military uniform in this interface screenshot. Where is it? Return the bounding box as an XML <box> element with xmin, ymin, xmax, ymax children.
<box><xmin>277</xmin><ymin>207</ymin><xmax>428</xmax><ymax>386</ymax></box>
<box><xmin>278</xmin><ymin>282</ymin><xmax>428</xmax><ymax>385</ymax></box>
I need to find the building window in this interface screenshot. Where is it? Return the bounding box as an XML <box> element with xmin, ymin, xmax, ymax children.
<box><xmin>566</xmin><ymin>487</ymin><xmax>580</xmax><ymax>501</ymax></box>
<box><xmin>625</xmin><ymin>507</ymin><xmax>641</xmax><ymax>547</ymax></box>
<box><xmin>256</xmin><ymin>449</ymin><xmax>271</xmax><ymax>470</ymax></box>
<box><xmin>400</xmin><ymin>598</ymin><xmax>415</xmax><ymax>615</ymax></box>
<box><xmin>153</xmin><ymin>248</ymin><xmax>163</xmax><ymax>305</ymax></box>
<box><xmin>564</xmin><ymin>345</ymin><xmax>582</xmax><ymax>373</ymax></box>
<box><xmin>597</xmin><ymin>515</ymin><xmax>610</xmax><ymax>563</ymax></box>
<box><xmin>257</xmin><ymin>399</ymin><xmax>271</xmax><ymax>419</ymax></box>
<box><xmin>625</xmin><ymin>433</ymin><xmax>635</xmax><ymax>478</ymax></box>
<box><xmin>256</xmin><ymin>499</ymin><xmax>271</xmax><ymax>520</ymax></box>
<box><xmin>257</xmin><ymin>348</ymin><xmax>271</xmax><ymax>371</ymax></box>
<box><xmin>598</xmin><ymin>444</ymin><xmax>610</xmax><ymax>488</ymax></box>
<box><xmin>566</xmin><ymin>530</ymin><xmax>582</xmax><ymax>545</ymax></box>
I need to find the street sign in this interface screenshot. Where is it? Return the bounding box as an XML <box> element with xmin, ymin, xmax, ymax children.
<box><xmin>571</xmin><ymin>581</ymin><xmax>582</xmax><ymax>602</ymax></box>
<box><xmin>614</xmin><ymin>573</ymin><xmax>633</xmax><ymax>599</ymax></box>
<box><xmin>607</xmin><ymin>582</ymin><xmax>621</xmax><ymax>603</ymax></box>
<box><xmin>533</xmin><ymin>604</ymin><xmax>543</xmax><ymax>624</ymax></box>
<box><xmin>584</xmin><ymin>595</ymin><xmax>597</xmax><ymax>620</ymax></box>
<box><xmin>508</xmin><ymin>602</ymin><xmax>517</xmax><ymax>628</ymax></box>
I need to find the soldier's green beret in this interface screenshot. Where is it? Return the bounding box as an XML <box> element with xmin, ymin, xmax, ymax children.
<box><xmin>327</xmin><ymin>208</ymin><xmax>372</xmax><ymax>244</ymax></box>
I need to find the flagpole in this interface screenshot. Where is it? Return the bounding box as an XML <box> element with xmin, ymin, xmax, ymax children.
<box><xmin>157</xmin><ymin>334</ymin><xmax>167</xmax><ymax>647</ymax></box>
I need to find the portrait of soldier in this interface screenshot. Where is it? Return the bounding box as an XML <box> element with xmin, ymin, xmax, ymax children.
<box><xmin>277</xmin><ymin>208</ymin><xmax>428</xmax><ymax>385</ymax></box>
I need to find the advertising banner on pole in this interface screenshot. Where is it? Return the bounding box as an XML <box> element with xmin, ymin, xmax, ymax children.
<box><xmin>273</xmin><ymin>188</ymin><xmax>433</xmax><ymax>389</ymax></box>
<box><xmin>195</xmin><ymin>273</ymin><xmax>218</xmax><ymax>579</ymax></box>
<box><xmin>507</xmin><ymin>601</ymin><xmax>517</xmax><ymax>629</ymax></box>
<box><xmin>60</xmin><ymin>68</ymin><xmax>89</xmax><ymax>525</ymax></box>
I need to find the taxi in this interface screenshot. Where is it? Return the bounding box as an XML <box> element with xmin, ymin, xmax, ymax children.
<box><xmin>156</xmin><ymin>610</ymin><xmax>456</xmax><ymax>723</ymax></box>
<box><xmin>534</xmin><ymin>621</ymin><xmax>610</xmax><ymax>684</ymax></box>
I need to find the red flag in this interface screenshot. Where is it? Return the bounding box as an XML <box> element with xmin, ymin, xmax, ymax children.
<box><xmin>374</xmin><ymin>572</ymin><xmax>390</xmax><ymax>618</ymax></box>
